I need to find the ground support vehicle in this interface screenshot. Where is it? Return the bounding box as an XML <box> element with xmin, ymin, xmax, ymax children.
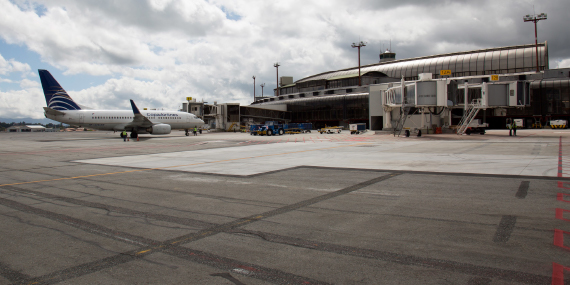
<box><xmin>464</xmin><ymin>119</ymin><xmax>488</xmax><ymax>135</ymax></box>
<box><xmin>318</xmin><ymin>126</ymin><xmax>342</xmax><ymax>134</ymax></box>
<box><xmin>284</xmin><ymin>123</ymin><xmax>312</xmax><ymax>134</ymax></box>
<box><xmin>251</xmin><ymin>121</ymin><xmax>285</xmax><ymax>136</ymax></box>
<box><xmin>249</xmin><ymin>124</ymin><xmax>264</xmax><ymax>135</ymax></box>
<box><xmin>349</xmin><ymin>123</ymin><xmax>366</xmax><ymax>135</ymax></box>
<box><xmin>550</xmin><ymin>120</ymin><xmax>568</xmax><ymax>129</ymax></box>
<box><xmin>250</xmin><ymin>122</ymin><xmax>312</xmax><ymax>135</ymax></box>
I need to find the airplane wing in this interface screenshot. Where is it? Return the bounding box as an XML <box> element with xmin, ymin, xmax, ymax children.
<box><xmin>126</xmin><ymin>100</ymin><xmax>154</xmax><ymax>128</ymax></box>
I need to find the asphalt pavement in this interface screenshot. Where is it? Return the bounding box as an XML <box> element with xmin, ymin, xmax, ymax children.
<box><xmin>0</xmin><ymin>129</ymin><xmax>569</xmax><ymax>284</ymax></box>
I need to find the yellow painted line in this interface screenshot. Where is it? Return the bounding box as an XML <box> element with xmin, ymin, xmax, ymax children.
<box><xmin>136</xmin><ymin>249</ymin><xmax>151</xmax><ymax>255</ymax></box>
<box><xmin>0</xmin><ymin>142</ymin><xmax>369</xmax><ymax>188</ymax></box>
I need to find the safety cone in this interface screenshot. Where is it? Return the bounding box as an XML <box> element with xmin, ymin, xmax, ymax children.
<box><xmin>127</xmin><ymin>137</ymin><xmax>129</xmax><ymax>141</ymax></box>
<box><xmin>137</xmin><ymin>136</ymin><xmax>139</xmax><ymax>141</ymax></box>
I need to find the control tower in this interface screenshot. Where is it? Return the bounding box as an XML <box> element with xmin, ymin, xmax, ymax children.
<box><xmin>380</xmin><ymin>49</ymin><xmax>396</xmax><ymax>63</ymax></box>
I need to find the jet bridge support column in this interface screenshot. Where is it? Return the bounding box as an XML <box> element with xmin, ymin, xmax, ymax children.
<box><xmin>384</xmin><ymin>107</ymin><xmax>392</xmax><ymax>129</ymax></box>
<box><xmin>421</xmin><ymin>107</ymin><xmax>425</xmax><ymax>133</ymax></box>
<box><xmin>464</xmin><ymin>82</ymin><xmax>468</xmax><ymax>112</ymax></box>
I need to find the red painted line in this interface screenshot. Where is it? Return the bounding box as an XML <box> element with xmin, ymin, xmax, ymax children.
<box><xmin>558</xmin><ymin>193</ymin><xmax>570</xmax><ymax>203</ymax></box>
<box><xmin>558</xmin><ymin>181</ymin><xmax>570</xmax><ymax>189</ymax></box>
<box><xmin>554</xmin><ymin>229</ymin><xmax>570</xmax><ymax>251</ymax></box>
<box><xmin>559</xmin><ymin>136</ymin><xmax>563</xmax><ymax>178</ymax></box>
<box><xmin>552</xmin><ymin>262</ymin><xmax>570</xmax><ymax>285</ymax></box>
<box><xmin>555</xmin><ymin>208</ymin><xmax>570</xmax><ymax>222</ymax></box>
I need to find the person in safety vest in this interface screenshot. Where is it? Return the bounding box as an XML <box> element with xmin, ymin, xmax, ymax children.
<box><xmin>122</xmin><ymin>130</ymin><xmax>127</xmax><ymax>141</ymax></box>
<box><xmin>512</xmin><ymin>120</ymin><xmax>517</xmax><ymax>136</ymax></box>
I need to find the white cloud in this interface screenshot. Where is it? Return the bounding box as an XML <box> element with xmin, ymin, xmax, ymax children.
<box><xmin>0</xmin><ymin>0</ymin><xmax>569</xmax><ymax>120</ymax></box>
<box><xmin>0</xmin><ymin>88</ymin><xmax>45</xmax><ymax>119</ymax></box>
<box><xmin>557</xmin><ymin>59</ymin><xmax>570</xmax><ymax>69</ymax></box>
<box><xmin>20</xmin><ymin>78</ymin><xmax>40</xmax><ymax>89</ymax></box>
<box><xmin>0</xmin><ymin>54</ymin><xmax>32</xmax><ymax>76</ymax></box>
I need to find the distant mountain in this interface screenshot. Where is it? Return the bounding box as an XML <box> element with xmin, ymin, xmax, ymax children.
<box><xmin>0</xmin><ymin>117</ymin><xmax>59</xmax><ymax>125</ymax></box>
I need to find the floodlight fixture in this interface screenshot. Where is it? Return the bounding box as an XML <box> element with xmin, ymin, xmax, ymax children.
<box><xmin>523</xmin><ymin>12</ymin><xmax>547</xmax><ymax>72</ymax></box>
<box><xmin>252</xmin><ymin>75</ymin><xmax>256</xmax><ymax>100</ymax></box>
<box><xmin>274</xmin><ymin>63</ymin><xmax>280</xmax><ymax>96</ymax></box>
<box><xmin>351</xmin><ymin>41</ymin><xmax>367</xmax><ymax>86</ymax></box>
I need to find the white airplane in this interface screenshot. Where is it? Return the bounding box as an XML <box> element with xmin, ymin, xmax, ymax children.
<box><xmin>39</xmin><ymin>69</ymin><xmax>205</xmax><ymax>138</ymax></box>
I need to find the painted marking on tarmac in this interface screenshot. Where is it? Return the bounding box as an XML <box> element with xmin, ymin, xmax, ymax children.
<box><xmin>558</xmin><ymin>193</ymin><xmax>570</xmax><ymax>203</ymax></box>
<box><xmin>135</xmin><ymin>249</ymin><xmax>152</xmax><ymax>255</ymax></box>
<box><xmin>552</xmin><ymin>262</ymin><xmax>570</xmax><ymax>285</ymax></box>
<box><xmin>553</xmin><ymin>138</ymin><xmax>570</xmax><ymax>284</ymax></box>
<box><xmin>0</xmin><ymin>143</ymin><xmax>368</xmax><ymax>188</ymax></box>
<box><xmin>553</xmin><ymin>229</ymin><xmax>570</xmax><ymax>251</ymax></box>
<box><xmin>555</xmin><ymin>208</ymin><xmax>570</xmax><ymax>222</ymax></box>
<box><xmin>559</xmin><ymin>136</ymin><xmax>563</xmax><ymax>177</ymax></box>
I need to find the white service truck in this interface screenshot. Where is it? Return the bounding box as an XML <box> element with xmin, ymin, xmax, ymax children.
<box><xmin>464</xmin><ymin>119</ymin><xmax>489</xmax><ymax>135</ymax></box>
<box><xmin>550</xmin><ymin>120</ymin><xmax>568</xmax><ymax>129</ymax></box>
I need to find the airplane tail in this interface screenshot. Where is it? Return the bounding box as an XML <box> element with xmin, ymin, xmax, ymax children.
<box><xmin>38</xmin><ymin>69</ymin><xmax>82</xmax><ymax>111</ymax></box>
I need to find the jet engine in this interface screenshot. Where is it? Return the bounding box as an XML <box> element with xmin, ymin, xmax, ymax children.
<box><xmin>146</xmin><ymin>124</ymin><xmax>171</xmax><ymax>135</ymax></box>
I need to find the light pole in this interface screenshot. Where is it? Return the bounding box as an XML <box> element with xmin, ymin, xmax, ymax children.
<box><xmin>260</xmin><ymin>83</ymin><xmax>265</xmax><ymax>97</ymax></box>
<box><xmin>351</xmin><ymin>41</ymin><xmax>366</xmax><ymax>86</ymax></box>
<box><xmin>252</xmin><ymin>75</ymin><xmax>256</xmax><ymax>100</ymax></box>
<box><xmin>523</xmin><ymin>12</ymin><xmax>547</xmax><ymax>72</ymax></box>
<box><xmin>274</xmin><ymin>63</ymin><xmax>280</xmax><ymax>96</ymax></box>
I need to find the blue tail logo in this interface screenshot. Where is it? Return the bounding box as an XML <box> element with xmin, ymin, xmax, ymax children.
<box><xmin>38</xmin><ymin>69</ymin><xmax>81</xmax><ymax>111</ymax></box>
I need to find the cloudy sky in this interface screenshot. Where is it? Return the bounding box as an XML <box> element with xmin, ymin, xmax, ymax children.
<box><xmin>0</xmin><ymin>0</ymin><xmax>568</xmax><ymax>119</ymax></box>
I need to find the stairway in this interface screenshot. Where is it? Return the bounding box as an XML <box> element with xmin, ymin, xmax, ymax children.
<box><xmin>393</xmin><ymin>106</ymin><xmax>411</xmax><ymax>137</ymax></box>
<box><xmin>456</xmin><ymin>99</ymin><xmax>482</xmax><ymax>135</ymax></box>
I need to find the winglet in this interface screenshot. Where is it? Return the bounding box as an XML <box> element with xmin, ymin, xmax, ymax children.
<box><xmin>130</xmin><ymin>99</ymin><xmax>141</xmax><ymax>115</ymax></box>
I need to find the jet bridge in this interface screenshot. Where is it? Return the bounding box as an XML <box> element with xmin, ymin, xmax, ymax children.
<box><xmin>384</xmin><ymin>75</ymin><xmax>450</xmax><ymax>136</ymax></box>
<box><xmin>380</xmin><ymin>73</ymin><xmax>530</xmax><ymax>136</ymax></box>
<box><xmin>454</xmin><ymin>81</ymin><xmax>530</xmax><ymax>134</ymax></box>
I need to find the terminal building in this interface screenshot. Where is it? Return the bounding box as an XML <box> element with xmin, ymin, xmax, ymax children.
<box><xmin>245</xmin><ymin>41</ymin><xmax>570</xmax><ymax>132</ymax></box>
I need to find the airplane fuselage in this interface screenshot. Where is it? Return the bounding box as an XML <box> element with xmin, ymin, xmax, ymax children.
<box><xmin>38</xmin><ymin>69</ymin><xmax>203</xmax><ymax>137</ymax></box>
<box><xmin>46</xmin><ymin>109</ymin><xmax>203</xmax><ymax>132</ymax></box>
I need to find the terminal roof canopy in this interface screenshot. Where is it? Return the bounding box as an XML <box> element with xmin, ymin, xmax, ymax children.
<box><xmin>296</xmin><ymin>42</ymin><xmax>548</xmax><ymax>83</ymax></box>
